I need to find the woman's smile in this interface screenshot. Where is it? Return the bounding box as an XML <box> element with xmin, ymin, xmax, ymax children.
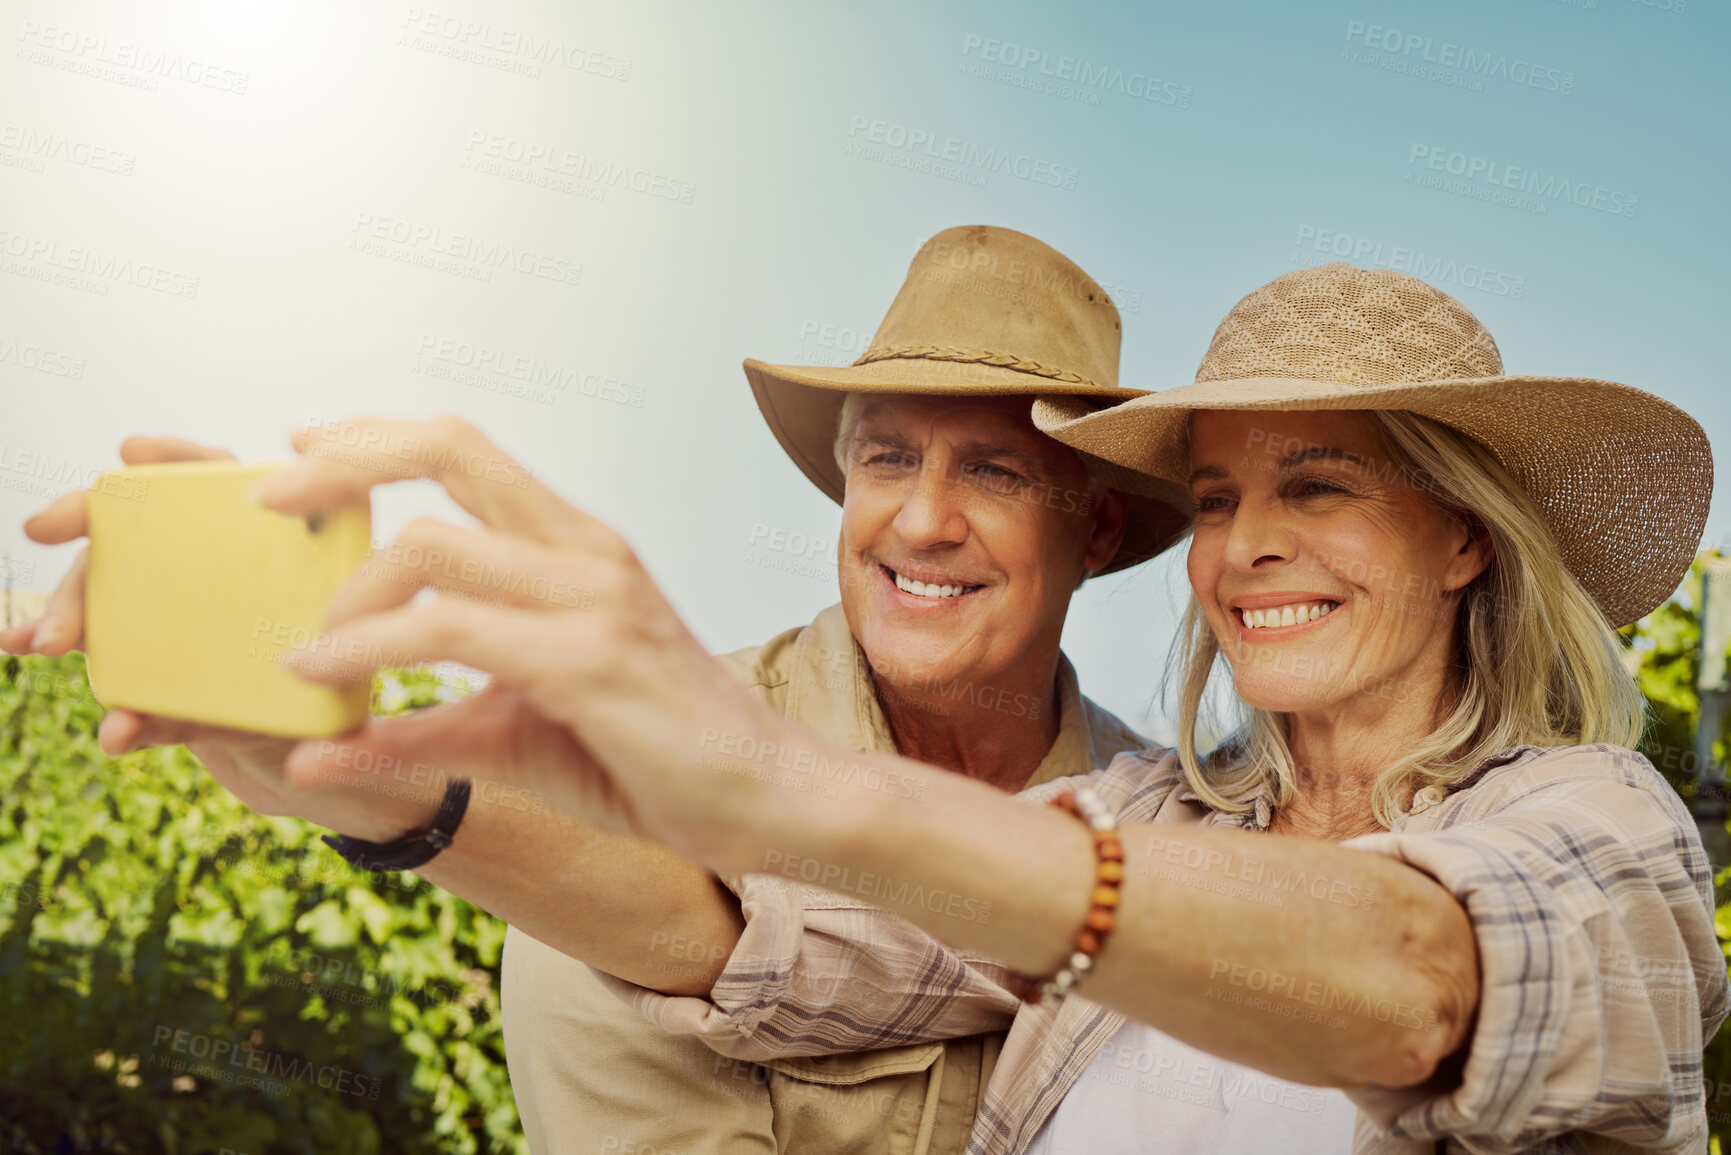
<box><xmin>1228</xmin><ymin>594</ymin><xmax>1342</xmax><ymax>639</ymax></box>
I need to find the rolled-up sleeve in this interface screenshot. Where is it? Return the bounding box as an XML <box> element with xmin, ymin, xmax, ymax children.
<box><xmin>584</xmin><ymin>755</ymin><xmax>1173</xmax><ymax>1063</ymax></box>
<box><xmin>589</xmin><ymin>871</ymin><xmax>1021</xmax><ymax>1062</ymax></box>
<box><xmin>1341</xmin><ymin>747</ymin><xmax>1729</xmax><ymax>1154</ymax></box>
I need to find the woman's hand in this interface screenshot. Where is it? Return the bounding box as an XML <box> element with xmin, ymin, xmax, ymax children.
<box><xmin>4</xmin><ymin>435</ymin><xmax>232</xmax><ymax>663</ymax></box>
<box><xmin>0</xmin><ymin>437</ymin><xmax>324</xmax><ymax>802</ymax></box>
<box><xmin>0</xmin><ymin>430</ymin><xmax>627</xmax><ymax>845</ymax></box>
<box><xmin>256</xmin><ymin>415</ymin><xmax>784</xmax><ymax>867</ymax></box>
<box><xmin>92</xmin><ymin>687</ymin><xmax>602</xmax><ymax>843</ymax></box>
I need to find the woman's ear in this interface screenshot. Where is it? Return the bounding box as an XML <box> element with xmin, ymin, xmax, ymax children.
<box><xmin>1442</xmin><ymin>515</ymin><xmax>1494</xmax><ymax>593</ymax></box>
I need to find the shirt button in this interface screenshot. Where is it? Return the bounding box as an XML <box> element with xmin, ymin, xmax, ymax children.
<box><xmin>1409</xmin><ymin>785</ymin><xmax>1445</xmax><ymax>814</ymax></box>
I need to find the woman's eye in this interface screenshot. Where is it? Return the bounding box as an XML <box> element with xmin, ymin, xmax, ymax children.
<box><xmin>1195</xmin><ymin>494</ymin><xmax>1236</xmax><ymax>513</ymax></box>
<box><xmin>1294</xmin><ymin>478</ymin><xmax>1347</xmax><ymax>497</ymax></box>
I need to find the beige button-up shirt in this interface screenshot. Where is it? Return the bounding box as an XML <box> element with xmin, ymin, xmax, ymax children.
<box><xmin>502</xmin><ymin>603</ymin><xmax>1148</xmax><ymax>1153</ymax></box>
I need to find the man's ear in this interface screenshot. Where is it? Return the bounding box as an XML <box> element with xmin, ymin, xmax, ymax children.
<box><xmin>1081</xmin><ymin>488</ymin><xmax>1129</xmax><ymax>577</ymax></box>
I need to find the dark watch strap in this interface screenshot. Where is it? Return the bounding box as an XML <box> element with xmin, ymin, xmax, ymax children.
<box><xmin>322</xmin><ymin>778</ymin><xmax>472</xmax><ymax>872</ymax></box>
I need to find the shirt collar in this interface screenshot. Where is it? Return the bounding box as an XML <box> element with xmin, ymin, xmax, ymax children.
<box><xmin>1173</xmin><ymin>744</ymin><xmax>1548</xmax><ymax>831</ymax></box>
<box><xmin>781</xmin><ymin>604</ymin><xmax>1101</xmax><ymax>780</ymax></box>
<box><xmin>1174</xmin><ymin>769</ymin><xmax>1276</xmax><ymax>831</ymax></box>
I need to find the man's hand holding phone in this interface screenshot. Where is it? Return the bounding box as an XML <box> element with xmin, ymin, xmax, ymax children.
<box><xmin>0</xmin><ymin>435</ymin><xmax>456</xmax><ymax>842</ymax></box>
<box><xmin>5</xmin><ymin>436</ymin><xmax>249</xmax><ymax>754</ymax></box>
<box><xmin>0</xmin><ymin>437</ymin><xmax>367</xmax><ymax>828</ymax></box>
<box><xmin>0</xmin><ymin>427</ymin><xmax>624</xmax><ymax>846</ymax></box>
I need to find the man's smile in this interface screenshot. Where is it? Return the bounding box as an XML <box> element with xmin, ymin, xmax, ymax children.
<box><xmin>880</xmin><ymin>564</ymin><xmax>986</xmax><ymax>602</ymax></box>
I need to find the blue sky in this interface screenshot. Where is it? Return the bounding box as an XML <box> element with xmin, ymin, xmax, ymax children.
<box><xmin>1</xmin><ymin>0</ymin><xmax>1722</xmax><ymax>735</ymax></box>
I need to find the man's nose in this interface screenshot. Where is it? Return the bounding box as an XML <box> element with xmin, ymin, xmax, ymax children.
<box><xmin>891</xmin><ymin>462</ymin><xmax>969</xmax><ymax>550</ymax></box>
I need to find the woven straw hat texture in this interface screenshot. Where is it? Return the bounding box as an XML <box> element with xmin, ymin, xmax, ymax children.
<box><xmin>1034</xmin><ymin>262</ymin><xmax>1713</xmax><ymax>626</ymax></box>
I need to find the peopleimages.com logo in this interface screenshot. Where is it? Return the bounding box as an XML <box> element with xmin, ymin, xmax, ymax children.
<box><xmin>845</xmin><ymin>116</ymin><xmax>1080</xmax><ymax>190</ymax></box>
<box><xmin>1405</xmin><ymin>144</ymin><xmax>1637</xmax><ymax>219</ymax></box>
<box><xmin>0</xmin><ymin>333</ymin><xmax>87</xmax><ymax>377</ymax></box>
<box><xmin>1291</xmin><ymin>226</ymin><xmax>1526</xmax><ymax>299</ymax></box>
<box><xmin>1343</xmin><ymin>21</ymin><xmax>1575</xmax><ymax>94</ymax></box>
<box><xmin>0</xmin><ymin>123</ymin><xmax>135</xmax><ymax>175</ymax></box>
<box><xmin>14</xmin><ymin>21</ymin><xmax>251</xmax><ymax>94</ymax></box>
<box><xmin>347</xmin><ymin>212</ymin><xmax>582</xmax><ymax>285</ymax></box>
<box><xmin>398</xmin><ymin>8</ymin><xmax>632</xmax><ymax>80</ymax></box>
<box><xmin>150</xmin><ymin>1025</ymin><xmax>383</xmax><ymax>1099</ymax></box>
<box><xmin>958</xmin><ymin>34</ymin><xmax>1192</xmax><ymax>108</ymax></box>
<box><xmin>0</xmin><ymin>228</ymin><xmax>201</xmax><ymax>297</ymax></box>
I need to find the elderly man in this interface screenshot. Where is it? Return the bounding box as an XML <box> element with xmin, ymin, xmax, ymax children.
<box><xmin>4</xmin><ymin>226</ymin><xmax>1188</xmax><ymax>1154</ymax></box>
<box><xmin>500</xmin><ymin>225</ymin><xmax>1188</xmax><ymax>1154</ymax></box>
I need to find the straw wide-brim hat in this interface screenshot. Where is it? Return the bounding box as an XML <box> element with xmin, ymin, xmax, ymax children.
<box><xmin>1033</xmin><ymin>261</ymin><xmax>1712</xmax><ymax>626</ymax></box>
<box><xmin>745</xmin><ymin>225</ymin><xmax>1193</xmax><ymax>576</ymax></box>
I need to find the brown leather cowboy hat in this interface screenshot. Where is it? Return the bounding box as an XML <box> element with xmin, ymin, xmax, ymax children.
<box><xmin>745</xmin><ymin>225</ymin><xmax>1192</xmax><ymax>576</ymax></box>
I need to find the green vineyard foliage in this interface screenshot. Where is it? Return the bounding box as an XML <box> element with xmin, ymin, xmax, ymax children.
<box><xmin>3</xmin><ymin>550</ymin><xmax>1729</xmax><ymax>1151</ymax></box>
<box><xmin>0</xmin><ymin>657</ymin><xmax>523</xmax><ymax>1154</ymax></box>
<box><xmin>1622</xmin><ymin>555</ymin><xmax>1731</xmax><ymax>1145</ymax></box>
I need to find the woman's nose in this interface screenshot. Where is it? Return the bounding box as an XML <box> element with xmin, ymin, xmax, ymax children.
<box><xmin>1223</xmin><ymin>497</ymin><xmax>1294</xmax><ymax>571</ymax></box>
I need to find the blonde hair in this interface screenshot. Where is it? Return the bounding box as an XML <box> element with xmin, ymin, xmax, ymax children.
<box><xmin>1175</xmin><ymin>410</ymin><xmax>1644</xmax><ymax>828</ymax></box>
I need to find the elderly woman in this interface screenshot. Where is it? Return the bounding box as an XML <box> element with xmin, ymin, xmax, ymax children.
<box><xmin>190</xmin><ymin>265</ymin><xmax>1723</xmax><ymax>1151</ymax></box>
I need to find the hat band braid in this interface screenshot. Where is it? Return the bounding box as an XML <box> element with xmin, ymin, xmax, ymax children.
<box><xmin>852</xmin><ymin>344</ymin><xmax>1097</xmax><ymax>387</ymax></box>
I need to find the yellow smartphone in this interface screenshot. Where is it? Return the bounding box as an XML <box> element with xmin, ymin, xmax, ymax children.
<box><xmin>84</xmin><ymin>460</ymin><xmax>373</xmax><ymax>737</ymax></box>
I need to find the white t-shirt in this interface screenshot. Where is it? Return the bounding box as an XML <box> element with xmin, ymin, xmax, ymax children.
<box><xmin>1023</xmin><ymin>1020</ymin><xmax>1359</xmax><ymax>1155</ymax></box>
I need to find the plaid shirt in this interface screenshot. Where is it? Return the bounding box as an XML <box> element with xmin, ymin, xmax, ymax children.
<box><xmin>618</xmin><ymin>743</ymin><xmax>1728</xmax><ymax>1154</ymax></box>
<box><xmin>544</xmin><ymin>602</ymin><xmax>1148</xmax><ymax>1155</ymax></box>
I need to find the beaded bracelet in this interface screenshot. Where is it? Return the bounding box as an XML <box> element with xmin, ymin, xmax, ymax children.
<box><xmin>1009</xmin><ymin>785</ymin><xmax>1123</xmax><ymax>1008</ymax></box>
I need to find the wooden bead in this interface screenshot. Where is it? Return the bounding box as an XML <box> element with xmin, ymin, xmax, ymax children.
<box><xmin>1009</xmin><ymin>788</ymin><xmax>1124</xmax><ymax>1008</ymax></box>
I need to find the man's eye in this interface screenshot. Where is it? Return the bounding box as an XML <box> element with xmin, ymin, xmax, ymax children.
<box><xmin>1195</xmin><ymin>495</ymin><xmax>1236</xmax><ymax>513</ymax></box>
<box><xmin>863</xmin><ymin>452</ymin><xmax>914</xmax><ymax>468</ymax></box>
<box><xmin>969</xmin><ymin>463</ymin><xmax>1025</xmax><ymax>490</ymax></box>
